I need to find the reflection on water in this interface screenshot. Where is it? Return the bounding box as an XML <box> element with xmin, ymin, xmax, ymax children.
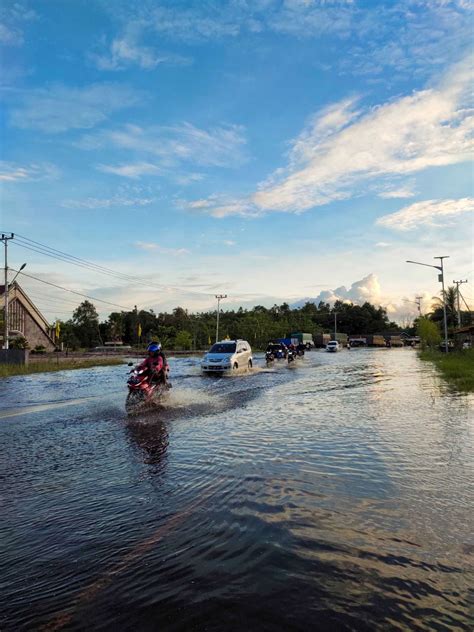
<box><xmin>0</xmin><ymin>350</ymin><xmax>472</xmax><ymax>631</ymax></box>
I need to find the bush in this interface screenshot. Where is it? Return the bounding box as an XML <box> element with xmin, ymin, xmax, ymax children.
<box><xmin>417</xmin><ymin>317</ymin><xmax>441</xmax><ymax>350</ymax></box>
<box><xmin>10</xmin><ymin>336</ymin><xmax>29</xmax><ymax>350</ymax></box>
<box><xmin>31</xmin><ymin>345</ymin><xmax>47</xmax><ymax>355</ymax></box>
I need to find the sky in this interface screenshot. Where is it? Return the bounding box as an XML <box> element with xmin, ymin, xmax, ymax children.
<box><xmin>0</xmin><ymin>0</ymin><xmax>473</xmax><ymax>324</ymax></box>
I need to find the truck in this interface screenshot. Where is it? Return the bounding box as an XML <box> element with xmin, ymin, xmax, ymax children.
<box><xmin>313</xmin><ymin>333</ymin><xmax>331</xmax><ymax>348</ymax></box>
<box><xmin>290</xmin><ymin>332</ymin><xmax>315</xmax><ymax>349</ymax></box>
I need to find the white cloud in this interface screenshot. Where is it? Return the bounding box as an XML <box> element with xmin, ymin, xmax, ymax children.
<box><xmin>186</xmin><ymin>58</ymin><xmax>472</xmax><ymax>217</ymax></box>
<box><xmin>61</xmin><ymin>196</ymin><xmax>155</xmax><ymax>209</ymax></box>
<box><xmin>97</xmin><ymin>162</ymin><xmax>164</xmax><ymax>179</ymax></box>
<box><xmin>378</xmin><ymin>184</ymin><xmax>416</xmax><ymax>199</ymax></box>
<box><xmin>293</xmin><ymin>273</ymin><xmax>383</xmax><ymax>308</ymax></box>
<box><xmin>375</xmin><ymin>242</ymin><xmax>391</xmax><ymax>248</ymax></box>
<box><xmin>9</xmin><ymin>83</ymin><xmax>141</xmax><ymax>133</ymax></box>
<box><xmin>0</xmin><ymin>3</ymin><xmax>37</xmax><ymax>47</ymax></box>
<box><xmin>134</xmin><ymin>242</ymin><xmax>190</xmax><ymax>256</ymax></box>
<box><xmin>0</xmin><ymin>23</ymin><xmax>22</xmax><ymax>45</ymax></box>
<box><xmin>252</xmin><ymin>59</ymin><xmax>473</xmax><ymax>213</ymax></box>
<box><xmin>181</xmin><ymin>195</ymin><xmax>257</xmax><ymax>217</ymax></box>
<box><xmin>89</xmin><ymin>23</ymin><xmax>192</xmax><ymax>71</ymax></box>
<box><xmin>291</xmin><ymin>272</ymin><xmax>429</xmax><ymax>323</ymax></box>
<box><xmin>149</xmin><ymin>5</ymin><xmax>242</xmax><ymax>41</ymax></box>
<box><xmin>0</xmin><ymin>161</ymin><xmax>59</xmax><ymax>182</ymax></box>
<box><xmin>174</xmin><ymin>173</ymin><xmax>204</xmax><ymax>185</ymax></box>
<box><xmin>84</xmin><ymin>123</ymin><xmax>247</xmax><ymax>180</ymax></box>
<box><xmin>377</xmin><ymin>197</ymin><xmax>474</xmax><ymax>230</ymax></box>
<box><xmin>105</xmin><ymin>1</ymin><xmax>471</xmax><ymax>81</ymax></box>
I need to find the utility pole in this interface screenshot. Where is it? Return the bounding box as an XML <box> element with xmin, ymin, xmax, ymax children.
<box><xmin>434</xmin><ymin>256</ymin><xmax>449</xmax><ymax>353</ymax></box>
<box><xmin>1</xmin><ymin>233</ymin><xmax>14</xmax><ymax>350</ymax></box>
<box><xmin>415</xmin><ymin>296</ymin><xmax>423</xmax><ymax>317</ymax></box>
<box><xmin>453</xmin><ymin>279</ymin><xmax>468</xmax><ymax>327</ymax></box>
<box><xmin>215</xmin><ymin>294</ymin><xmax>227</xmax><ymax>343</ymax></box>
<box><xmin>406</xmin><ymin>256</ymin><xmax>450</xmax><ymax>352</ymax></box>
<box><xmin>334</xmin><ymin>312</ymin><xmax>337</xmax><ymax>340</ymax></box>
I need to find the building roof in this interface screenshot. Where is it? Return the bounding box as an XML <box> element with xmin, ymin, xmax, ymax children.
<box><xmin>0</xmin><ymin>282</ymin><xmax>51</xmax><ymax>332</ymax></box>
<box><xmin>453</xmin><ymin>324</ymin><xmax>474</xmax><ymax>334</ymax></box>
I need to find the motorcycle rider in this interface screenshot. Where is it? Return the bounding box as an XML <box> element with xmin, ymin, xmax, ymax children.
<box><xmin>137</xmin><ymin>342</ymin><xmax>170</xmax><ymax>386</ymax></box>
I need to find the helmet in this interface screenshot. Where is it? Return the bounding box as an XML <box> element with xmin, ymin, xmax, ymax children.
<box><xmin>147</xmin><ymin>342</ymin><xmax>161</xmax><ymax>356</ymax></box>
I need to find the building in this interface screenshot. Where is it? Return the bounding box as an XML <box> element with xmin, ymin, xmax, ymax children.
<box><xmin>0</xmin><ymin>282</ymin><xmax>56</xmax><ymax>351</ymax></box>
<box><xmin>453</xmin><ymin>325</ymin><xmax>474</xmax><ymax>349</ymax></box>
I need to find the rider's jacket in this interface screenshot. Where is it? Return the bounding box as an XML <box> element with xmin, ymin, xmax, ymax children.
<box><xmin>138</xmin><ymin>355</ymin><xmax>164</xmax><ymax>376</ymax></box>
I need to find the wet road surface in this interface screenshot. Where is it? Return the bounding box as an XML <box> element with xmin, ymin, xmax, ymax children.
<box><xmin>0</xmin><ymin>349</ymin><xmax>473</xmax><ymax>631</ymax></box>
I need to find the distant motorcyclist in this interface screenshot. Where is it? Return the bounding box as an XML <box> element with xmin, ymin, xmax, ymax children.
<box><xmin>287</xmin><ymin>343</ymin><xmax>297</xmax><ymax>363</ymax></box>
<box><xmin>137</xmin><ymin>342</ymin><xmax>170</xmax><ymax>386</ymax></box>
<box><xmin>296</xmin><ymin>342</ymin><xmax>305</xmax><ymax>356</ymax></box>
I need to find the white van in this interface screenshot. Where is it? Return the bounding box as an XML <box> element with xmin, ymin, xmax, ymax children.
<box><xmin>201</xmin><ymin>339</ymin><xmax>253</xmax><ymax>374</ymax></box>
<box><xmin>326</xmin><ymin>341</ymin><xmax>340</xmax><ymax>352</ymax></box>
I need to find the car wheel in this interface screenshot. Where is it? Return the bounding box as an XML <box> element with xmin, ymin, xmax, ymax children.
<box><xmin>233</xmin><ymin>362</ymin><xmax>238</xmax><ymax>370</ymax></box>
<box><xmin>248</xmin><ymin>359</ymin><xmax>252</xmax><ymax>369</ymax></box>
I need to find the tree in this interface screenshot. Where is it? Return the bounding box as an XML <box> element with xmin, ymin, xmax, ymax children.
<box><xmin>417</xmin><ymin>317</ymin><xmax>441</xmax><ymax>350</ymax></box>
<box><xmin>106</xmin><ymin>312</ymin><xmax>124</xmax><ymax>341</ymax></box>
<box><xmin>430</xmin><ymin>286</ymin><xmax>457</xmax><ymax>329</ymax></box>
<box><xmin>175</xmin><ymin>330</ymin><xmax>193</xmax><ymax>350</ymax></box>
<box><xmin>72</xmin><ymin>300</ymin><xmax>101</xmax><ymax>348</ymax></box>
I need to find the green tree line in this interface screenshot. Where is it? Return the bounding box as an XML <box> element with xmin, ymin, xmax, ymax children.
<box><xmin>54</xmin><ymin>299</ymin><xmax>402</xmax><ymax>351</ymax></box>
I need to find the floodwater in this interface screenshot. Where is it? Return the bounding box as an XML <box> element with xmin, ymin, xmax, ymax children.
<box><xmin>0</xmin><ymin>349</ymin><xmax>472</xmax><ymax>631</ymax></box>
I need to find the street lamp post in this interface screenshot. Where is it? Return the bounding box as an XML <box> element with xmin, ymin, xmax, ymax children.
<box><xmin>406</xmin><ymin>257</ymin><xmax>449</xmax><ymax>352</ymax></box>
<box><xmin>215</xmin><ymin>294</ymin><xmax>227</xmax><ymax>343</ymax></box>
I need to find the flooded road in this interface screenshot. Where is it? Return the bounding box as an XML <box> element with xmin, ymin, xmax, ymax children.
<box><xmin>1</xmin><ymin>349</ymin><xmax>473</xmax><ymax>631</ymax></box>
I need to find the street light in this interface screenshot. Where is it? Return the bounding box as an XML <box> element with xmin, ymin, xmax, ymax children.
<box><xmin>406</xmin><ymin>256</ymin><xmax>449</xmax><ymax>352</ymax></box>
<box><xmin>3</xmin><ymin>263</ymin><xmax>26</xmax><ymax>350</ymax></box>
<box><xmin>215</xmin><ymin>294</ymin><xmax>227</xmax><ymax>343</ymax></box>
<box><xmin>11</xmin><ymin>263</ymin><xmax>26</xmax><ymax>285</ymax></box>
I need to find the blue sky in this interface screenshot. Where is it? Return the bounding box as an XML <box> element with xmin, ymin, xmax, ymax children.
<box><xmin>1</xmin><ymin>0</ymin><xmax>472</xmax><ymax>322</ymax></box>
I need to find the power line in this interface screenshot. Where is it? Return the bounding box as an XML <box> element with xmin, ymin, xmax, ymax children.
<box><xmin>10</xmin><ymin>268</ymin><xmax>132</xmax><ymax>310</ymax></box>
<box><xmin>11</xmin><ymin>233</ymin><xmax>216</xmax><ymax>297</ymax></box>
<box><xmin>23</xmin><ymin>291</ymin><xmax>81</xmax><ymax>307</ymax></box>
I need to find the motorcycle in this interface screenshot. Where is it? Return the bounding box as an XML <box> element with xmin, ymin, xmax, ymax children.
<box><xmin>265</xmin><ymin>350</ymin><xmax>275</xmax><ymax>366</ymax></box>
<box><xmin>287</xmin><ymin>349</ymin><xmax>296</xmax><ymax>363</ymax></box>
<box><xmin>126</xmin><ymin>363</ymin><xmax>170</xmax><ymax>414</ymax></box>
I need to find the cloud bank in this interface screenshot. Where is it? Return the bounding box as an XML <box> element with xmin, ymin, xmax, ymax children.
<box><xmin>377</xmin><ymin>197</ymin><xmax>474</xmax><ymax>230</ymax></box>
<box><xmin>186</xmin><ymin>59</ymin><xmax>473</xmax><ymax>217</ymax></box>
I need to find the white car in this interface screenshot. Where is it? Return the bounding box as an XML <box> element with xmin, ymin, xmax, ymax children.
<box><xmin>201</xmin><ymin>339</ymin><xmax>253</xmax><ymax>374</ymax></box>
<box><xmin>326</xmin><ymin>341</ymin><xmax>340</xmax><ymax>352</ymax></box>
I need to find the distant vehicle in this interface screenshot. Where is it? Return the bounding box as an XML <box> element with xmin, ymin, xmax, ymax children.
<box><xmin>201</xmin><ymin>340</ymin><xmax>253</xmax><ymax>374</ymax></box>
<box><xmin>290</xmin><ymin>332</ymin><xmax>314</xmax><ymax>349</ymax></box>
<box><xmin>348</xmin><ymin>338</ymin><xmax>366</xmax><ymax>348</ymax></box>
<box><xmin>266</xmin><ymin>342</ymin><xmax>288</xmax><ymax>361</ymax></box>
<box><xmin>326</xmin><ymin>341</ymin><xmax>340</xmax><ymax>352</ymax></box>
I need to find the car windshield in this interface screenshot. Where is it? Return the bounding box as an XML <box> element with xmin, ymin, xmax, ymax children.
<box><xmin>209</xmin><ymin>343</ymin><xmax>236</xmax><ymax>354</ymax></box>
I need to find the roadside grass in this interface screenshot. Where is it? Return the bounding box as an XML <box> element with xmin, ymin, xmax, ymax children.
<box><xmin>420</xmin><ymin>349</ymin><xmax>474</xmax><ymax>392</ymax></box>
<box><xmin>0</xmin><ymin>358</ymin><xmax>124</xmax><ymax>378</ymax></box>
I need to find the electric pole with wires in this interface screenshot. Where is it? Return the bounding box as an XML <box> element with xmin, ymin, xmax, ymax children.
<box><xmin>1</xmin><ymin>233</ymin><xmax>14</xmax><ymax>350</ymax></box>
<box><xmin>453</xmin><ymin>279</ymin><xmax>468</xmax><ymax>327</ymax></box>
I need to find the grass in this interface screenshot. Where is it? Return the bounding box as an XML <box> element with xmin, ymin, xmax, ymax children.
<box><xmin>0</xmin><ymin>357</ymin><xmax>124</xmax><ymax>378</ymax></box>
<box><xmin>420</xmin><ymin>349</ymin><xmax>474</xmax><ymax>392</ymax></box>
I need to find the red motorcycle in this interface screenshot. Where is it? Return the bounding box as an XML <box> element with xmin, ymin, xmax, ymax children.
<box><xmin>126</xmin><ymin>364</ymin><xmax>169</xmax><ymax>414</ymax></box>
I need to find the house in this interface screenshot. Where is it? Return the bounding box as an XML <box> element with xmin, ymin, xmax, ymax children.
<box><xmin>0</xmin><ymin>282</ymin><xmax>56</xmax><ymax>351</ymax></box>
<box><xmin>453</xmin><ymin>324</ymin><xmax>474</xmax><ymax>349</ymax></box>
